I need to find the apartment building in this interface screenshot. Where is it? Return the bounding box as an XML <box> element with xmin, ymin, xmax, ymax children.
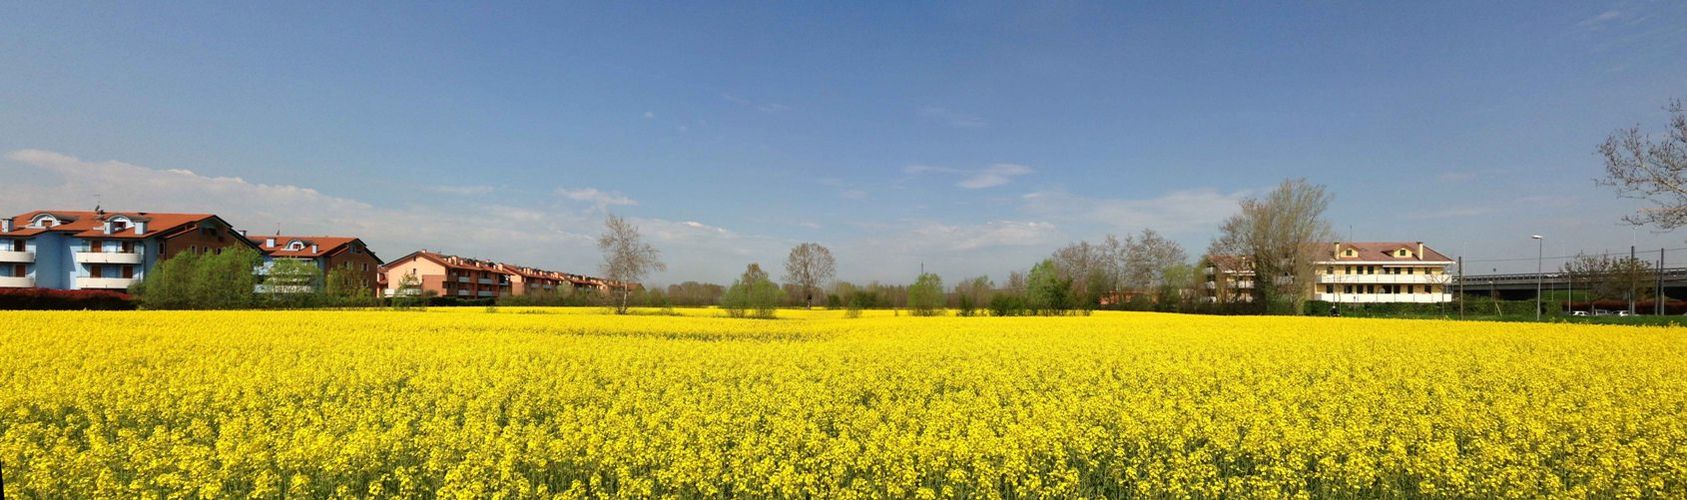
<box><xmin>1314</xmin><ymin>242</ymin><xmax>1453</xmax><ymax>304</ymax></box>
<box><xmin>379</xmin><ymin>250</ymin><xmax>620</xmax><ymax>298</ymax></box>
<box><xmin>1201</xmin><ymin>241</ymin><xmax>1454</xmax><ymax>304</ymax></box>
<box><xmin>1199</xmin><ymin>254</ymin><xmax>1255</xmax><ymax>303</ymax></box>
<box><xmin>251</xmin><ymin>235</ymin><xmax>384</xmax><ymax>294</ymax></box>
<box><xmin>0</xmin><ymin>209</ymin><xmax>257</xmax><ymax>291</ymax></box>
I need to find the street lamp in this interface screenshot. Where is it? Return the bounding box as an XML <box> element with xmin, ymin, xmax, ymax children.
<box><xmin>1532</xmin><ymin>235</ymin><xmax>1544</xmax><ymax>321</ymax></box>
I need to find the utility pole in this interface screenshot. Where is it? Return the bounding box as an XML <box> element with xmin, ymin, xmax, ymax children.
<box><xmin>1457</xmin><ymin>256</ymin><xmax>1464</xmax><ymax>320</ymax></box>
<box><xmin>1533</xmin><ymin>235</ymin><xmax>1544</xmax><ymax>321</ymax></box>
<box><xmin>1658</xmin><ymin>248</ymin><xmax>1666</xmax><ymax>316</ymax></box>
<box><xmin>1631</xmin><ymin>245</ymin><xmax>1638</xmax><ymax>314</ymax></box>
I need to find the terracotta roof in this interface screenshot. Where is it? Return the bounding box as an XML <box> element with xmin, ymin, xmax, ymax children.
<box><xmin>2</xmin><ymin>210</ymin><xmax>220</xmax><ymax>240</ymax></box>
<box><xmin>381</xmin><ymin>250</ymin><xmax>625</xmax><ymax>287</ymax></box>
<box><xmin>249</xmin><ymin>235</ymin><xmax>379</xmax><ymax>261</ymax></box>
<box><xmin>1326</xmin><ymin>242</ymin><xmax>1452</xmax><ymax>262</ymax></box>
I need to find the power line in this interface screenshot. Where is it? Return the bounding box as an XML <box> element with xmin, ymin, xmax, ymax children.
<box><xmin>1459</xmin><ymin>246</ymin><xmax>1687</xmax><ymax>265</ymax></box>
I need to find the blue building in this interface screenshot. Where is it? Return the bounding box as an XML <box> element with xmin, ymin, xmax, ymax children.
<box><xmin>0</xmin><ymin>209</ymin><xmax>258</xmax><ymax>292</ymax></box>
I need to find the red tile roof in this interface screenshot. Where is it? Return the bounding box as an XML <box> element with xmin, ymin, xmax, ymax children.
<box><xmin>2</xmin><ymin>210</ymin><xmax>221</xmax><ymax>240</ymax></box>
<box><xmin>381</xmin><ymin>250</ymin><xmax>626</xmax><ymax>288</ymax></box>
<box><xmin>249</xmin><ymin>235</ymin><xmax>378</xmax><ymax>261</ymax></box>
<box><xmin>1328</xmin><ymin>242</ymin><xmax>1452</xmax><ymax>262</ymax></box>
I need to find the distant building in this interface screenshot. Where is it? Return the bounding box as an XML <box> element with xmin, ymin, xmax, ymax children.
<box><xmin>1201</xmin><ymin>241</ymin><xmax>1454</xmax><ymax>304</ymax></box>
<box><xmin>378</xmin><ymin>250</ymin><xmax>620</xmax><ymax>299</ymax></box>
<box><xmin>251</xmin><ymin>235</ymin><xmax>384</xmax><ymax>295</ymax></box>
<box><xmin>1200</xmin><ymin>254</ymin><xmax>1255</xmax><ymax>303</ymax></box>
<box><xmin>0</xmin><ymin>209</ymin><xmax>258</xmax><ymax>291</ymax></box>
<box><xmin>1314</xmin><ymin>242</ymin><xmax>1453</xmax><ymax>304</ymax></box>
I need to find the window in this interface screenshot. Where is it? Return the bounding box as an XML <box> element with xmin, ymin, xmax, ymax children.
<box><xmin>1344</xmin><ymin>285</ymin><xmax>1353</xmax><ymax>294</ymax></box>
<box><xmin>87</xmin><ymin>240</ymin><xmax>102</xmax><ymax>253</ymax></box>
<box><xmin>121</xmin><ymin>241</ymin><xmax>135</xmax><ymax>253</ymax></box>
<box><xmin>11</xmin><ymin>240</ymin><xmax>23</xmax><ymax>252</ymax></box>
<box><xmin>287</xmin><ymin>241</ymin><xmax>307</xmax><ymax>251</ymax></box>
<box><xmin>90</xmin><ymin>265</ymin><xmax>103</xmax><ymax>279</ymax></box>
<box><xmin>1325</xmin><ymin>285</ymin><xmax>1333</xmax><ymax>294</ymax></box>
<box><xmin>122</xmin><ymin>266</ymin><xmax>134</xmax><ymax>279</ymax></box>
<box><xmin>11</xmin><ymin>264</ymin><xmax>23</xmax><ymax>277</ymax></box>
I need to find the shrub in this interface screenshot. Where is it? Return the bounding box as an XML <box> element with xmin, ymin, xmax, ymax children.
<box><xmin>0</xmin><ymin>288</ymin><xmax>136</xmax><ymax>310</ymax></box>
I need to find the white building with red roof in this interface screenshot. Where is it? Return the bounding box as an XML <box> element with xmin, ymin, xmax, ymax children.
<box><xmin>1203</xmin><ymin>241</ymin><xmax>1455</xmax><ymax>304</ymax></box>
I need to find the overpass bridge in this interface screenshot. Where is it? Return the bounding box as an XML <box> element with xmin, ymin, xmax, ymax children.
<box><xmin>1452</xmin><ymin>267</ymin><xmax>1687</xmax><ymax>300</ymax></box>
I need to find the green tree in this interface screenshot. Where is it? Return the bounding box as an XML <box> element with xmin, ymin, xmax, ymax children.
<box><xmin>1027</xmin><ymin>259</ymin><xmax>1073</xmax><ymax>315</ymax></box>
<box><xmin>325</xmin><ymin>267</ymin><xmax>375</xmax><ymax>307</ymax></box>
<box><xmin>263</xmin><ymin>259</ymin><xmax>324</xmax><ymax>308</ymax></box>
<box><xmin>134</xmin><ymin>251</ymin><xmax>201</xmax><ymax>309</ymax></box>
<box><xmin>135</xmin><ymin>247</ymin><xmax>262</xmax><ymax>309</ymax></box>
<box><xmin>908</xmin><ymin>272</ymin><xmax>945</xmax><ymax>316</ymax></box>
<box><xmin>722</xmin><ymin>263</ymin><xmax>781</xmax><ymax>319</ymax></box>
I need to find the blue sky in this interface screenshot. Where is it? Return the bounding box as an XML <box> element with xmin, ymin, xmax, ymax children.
<box><xmin>3</xmin><ymin>2</ymin><xmax>1686</xmax><ymax>284</ymax></box>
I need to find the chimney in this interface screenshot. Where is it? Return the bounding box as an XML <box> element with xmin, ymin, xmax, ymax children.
<box><xmin>135</xmin><ymin>221</ymin><xmax>146</xmax><ymax>235</ymax></box>
<box><xmin>1417</xmin><ymin>242</ymin><xmax>1424</xmax><ymax>259</ymax></box>
<box><xmin>265</xmin><ymin>238</ymin><xmax>276</xmax><ymax>248</ymax></box>
<box><xmin>1333</xmin><ymin>241</ymin><xmax>1341</xmax><ymax>258</ymax></box>
<box><xmin>102</xmin><ymin>221</ymin><xmax>113</xmax><ymax>235</ymax></box>
<box><xmin>237</xmin><ymin>229</ymin><xmax>247</xmax><ymax>237</ymax></box>
<box><xmin>1</xmin><ymin>218</ymin><xmax>10</xmax><ymax>232</ymax></box>
<box><xmin>310</xmin><ymin>244</ymin><xmax>318</xmax><ymax>253</ymax></box>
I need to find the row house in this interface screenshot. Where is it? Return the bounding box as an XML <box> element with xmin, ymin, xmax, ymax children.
<box><xmin>0</xmin><ymin>209</ymin><xmax>258</xmax><ymax>291</ymax></box>
<box><xmin>251</xmin><ymin>235</ymin><xmax>384</xmax><ymax>295</ymax></box>
<box><xmin>1201</xmin><ymin>241</ymin><xmax>1454</xmax><ymax>304</ymax></box>
<box><xmin>379</xmin><ymin>250</ymin><xmax>619</xmax><ymax>298</ymax></box>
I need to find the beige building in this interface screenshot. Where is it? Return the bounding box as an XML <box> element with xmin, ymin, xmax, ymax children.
<box><xmin>1203</xmin><ymin>241</ymin><xmax>1455</xmax><ymax>304</ymax></box>
<box><xmin>1314</xmin><ymin>242</ymin><xmax>1453</xmax><ymax>304</ymax></box>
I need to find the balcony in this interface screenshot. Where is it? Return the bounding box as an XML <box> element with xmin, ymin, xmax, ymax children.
<box><xmin>1318</xmin><ymin>274</ymin><xmax>1444</xmax><ymax>285</ymax></box>
<box><xmin>77</xmin><ymin>277</ymin><xmax>138</xmax><ymax>289</ymax></box>
<box><xmin>0</xmin><ymin>250</ymin><xmax>33</xmax><ymax>263</ymax></box>
<box><xmin>1316</xmin><ymin>293</ymin><xmax>1452</xmax><ymax>304</ymax></box>
<box><xmin>75</xmin><ymin>251</ymin><xmax>144</xmax><ymax>264</ymax></box>
<box><xmin>477</xmin><ymin>290</ymin><xmax>495</xmax><ymax>297</ymax></box>
<box><xmin>456</xmin><ymin>276</ymin><xmax>470</xmax><ymax>283</ymax></box>
<box><xmin>478</xmin><ymin>278</ymin><xmax>494</xmax><ymax>285</ymax></box>
<box><xmin>0</xmin><ymin>276</ymin><xmax>33</xmax><ymax>287</ymax></box>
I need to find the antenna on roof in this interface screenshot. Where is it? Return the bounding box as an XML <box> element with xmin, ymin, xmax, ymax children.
<box><xmin>94</xmin><ymin>193</ymin><xmax>103</xmax><ymax>215</ymax></box>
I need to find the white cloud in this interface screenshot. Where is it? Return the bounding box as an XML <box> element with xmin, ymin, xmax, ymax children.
<box><xmin>917</xmin><ymin>106</ymin><xmax>988</xmax><ymax>128</ymax></box>
<box><xmin>905</xmin><ymin>163</ymin><xmax>1035</xmax><ymax>189</ymax></box>
<box><xmin>425</xmin><ymin>185</ymin><xmax>496</xmax><ymax>195</ymax></box>
<box><xmin>798</xmin><ymin>221</ymin><xmax>821</xmax><ymax>229</ymax></box>
<box><xmin>642</xmin><ymin>111</ymin><xmax>656</xmax><ymax>119</ymax></box>
<box><xmin>0</xmin><ymin>149</ymin><xmax>780</xmax><ymax>284</ymax></box>
<box><xmin>959</xmin><ymin>164</ymin><xmax>1034</xmax><ymax>189</ymax></box>
<box><xmin>555</xmin><ymin>187</ymin><xmax>638</xmax><ymax>208</ymax></box>
<box><xmin>1578</xmin><ymin>10</ymin><xmax>1623</xmax><ymax>29</ymax></box>
<box><xmin>1020</xmin><ymin>187</ymin><xmax>1248</xmax><ymax>235</ymax></box>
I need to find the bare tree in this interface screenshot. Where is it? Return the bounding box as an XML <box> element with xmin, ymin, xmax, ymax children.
<box><xmin>1598</xmin><ymin>99</ymin><xmax>1687</xmax><ymax>229</ymax></box>
<box><xmin>1561</xmin><ymin>252</ymin><xmax>1655</xmax><ymax>302</ymax></box>
<box><xmin>597</xmin><ymin>214</ymin><xmax>666</xmax><ymax>314</ymax></box>
<box><xmin>782</xmin><ymin>242</ymin><xmax>836</xmax><ymax>308</ymax></box>
<box><xmin>1120</xmin><ymin>229</ymin><xmax>1188</xmax><ymax>292</ymax></box>
<box><xmin>1210</xmin><ymin>178</ymin><xmax>1334</xmax><ymax>314</ymax></box>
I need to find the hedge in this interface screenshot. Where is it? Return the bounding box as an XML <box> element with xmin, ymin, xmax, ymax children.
<box><xmin>0</xmin><ymin>288</ymin><xmax>137</xmax><ymax>310</ymax></box>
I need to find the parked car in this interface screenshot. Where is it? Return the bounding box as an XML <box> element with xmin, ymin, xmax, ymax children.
<box><xmin>1571</xmin><ymin>310</ymin><xmax>1589</xmax><ymax>317</ymax></box>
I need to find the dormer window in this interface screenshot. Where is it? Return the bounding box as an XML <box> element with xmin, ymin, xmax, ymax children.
<box><xmin>109</xmin><ymin>218</ymin><xmax>129</xmax><ymax>232</ymax></box>
<box><xmin>1342</xmin><ymin>249</ymin><xmax>1357</xmax><ymax>257</ymax></box>
<box><xmin>286</xmin><ymin>241</ymin><xmax>308</xmax><ymax>251</ymax></box>
<box><xmin>1395</xmin><ymin>249</ymin><xmax>1411</xmax><ymax>258</ymax></box>
<box><xmin>31</xmin><ymin>215</ymin><xmax>58</xmax><ymax>228</ymax></box>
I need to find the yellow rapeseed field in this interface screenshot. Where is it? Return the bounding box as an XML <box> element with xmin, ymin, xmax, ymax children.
<box><xmin>2</xmin><ymin>308</ymin><xmax>1685</xmax><ymax>498</ymax></box>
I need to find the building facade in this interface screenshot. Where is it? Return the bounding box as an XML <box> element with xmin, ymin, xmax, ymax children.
<box><xmin>251</xmin><ymin>235</ymin><xmax>384</xmax><ymax>295</ymax></box>
<box><xmin>1202</xmin><ymin>241</ymin><xmax>1454</xmax><ymax>304</ymax></box>
<box><xmin>0</xmin><ymin>210</ymin><xmax>257</xmax><ymax>292</ymax></box>
<box><xmin>379</xmin><ymin>250</ymin><xmax>618</xmax><ymax>299</ymax></box>
<box><xmin>1313</xmin><ymin>242</ymin><xmax>1453</xmax><ymax>304</ymax></box>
